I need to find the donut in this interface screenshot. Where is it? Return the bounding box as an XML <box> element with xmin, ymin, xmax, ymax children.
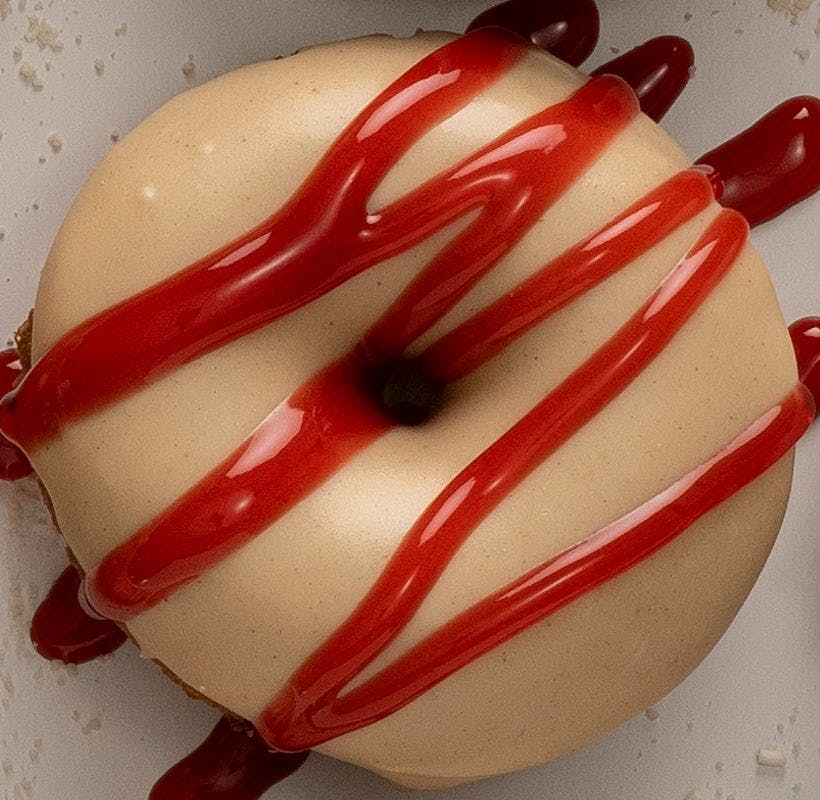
<box><xmin>0</xmin><ymin>27</ymin><xmax>814</xmax><ymax>792</ymax></box>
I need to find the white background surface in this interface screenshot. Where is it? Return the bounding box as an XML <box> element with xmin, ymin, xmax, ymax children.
<box><xmin>0</xmin><ymin>2</ymin><xmax>818</xmax><ymax>799</ymax></box>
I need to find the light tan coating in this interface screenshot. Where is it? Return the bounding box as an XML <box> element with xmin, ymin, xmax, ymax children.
<box><xmin>29</xmin><ymin>33</ymin><xmax>797</xmax><ymax>787</ymax></box>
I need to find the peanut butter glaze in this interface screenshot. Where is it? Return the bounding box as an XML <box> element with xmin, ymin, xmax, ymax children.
<box><xmin>0</xmin><ymin>16</ymin><xmax>817</xmax><ymax>795</ymax></box>
<box><xmin>0</xmin><ymin>29</ymin><xmax>811</xmax><ymax>754</ymax></box>
<box><xmin>85</xmin><ymin>67</ymin><xmax>639</xmax><ymax>620</ymax></box>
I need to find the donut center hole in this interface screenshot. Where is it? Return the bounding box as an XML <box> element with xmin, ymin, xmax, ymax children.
<box><xmin>369</xmin><ymin>358</ymin><xmax>445</xmax><ymax>426</ymax></box>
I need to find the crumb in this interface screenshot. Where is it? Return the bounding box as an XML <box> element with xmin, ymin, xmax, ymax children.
<box><xmin>114</xmin><ymin>22</ymin><xmax>127</xmax><ymax>37</ymax></box>
<box><xmin>792</xmin><ymin>740</ymin><xmax>801</xmax><ymax>759</ymax></box>
<box><xmin>609</xmin><ymin>46</ymin><xmax>620</xmax><ymax>54</ymax></box>
<box><xmin>31</xmin><ymin>200</ymin><xmax>39</xmax><ymax>210</ymax></box>
<box><xmin>81</xmin><ymin>717</ymin><xmax>101</xmax><ymax>735</ymax></box>
<box><xmin>47</xmin><ymin>132</ymin><xmax>61</xmax><ymax>152</ymax></box>
<box><xmin>715</xmin><ymin>761</ymin><xmax>723</xmax><ymax>772</ymax></box>
<box><xmin>181</xmin><ymin>55</ymin><xmax>195</xmax><ymax>76</ymax></box>
<box><xmin>109</xmin><ymin>130</ymin><xmax>120</xmax><ymax>143</ymax></box>
<box><xmin>24</xmin><ymin>15</ymin><xmax>63</xmax><ymax>52</ymax></box>
<box><xmin>793</xmin><ymin>47</ymin><xmax>810</xmax><ymax>62</ymax></box>
<box><xmin>767</xmin><ymin>0</ymin><xmax>814</xmax><ymax>24</ymax></box>
<box><xmin>644</xmin><ymin>706</ymin><xmax>660</xmax><ymax>721</ymax></box>
<box><xmin>27</xmin><ymin>738</ymin><xmax>42</xmax><ymax>764</ymax></box>
<box><xmin>37</xmin><ymin>154</ymin><xmax>45</xmax><ymax>164</ymax></box>
<box><xmin>93</xmin><ymin>57</ymin><xmax>104</xmax><ymax>75</ymax></box>
<box><xmin>0</xmin><ymin>0</ymin><xmax>10</xmax><ymax>21</ymax></box>
<box><xmin>684</xmin><ymin>12</ymin><xmax>693</xmax><ymax>21</ymax></box>
<box><xmin>74</xmin><ymin>33</ymin><xmax>81</xmax><ymax>46</ymax></box>
<box><xmin>756</xmin><ymin>744</ymin><xmax>786</xmax><ymax>768</ymax></box>
<box><xmin>0</xmin><ymin>229</ymin><xmax>5</xmax><ymax>242</ymax></box>
<box><xmin>18</xmin><ymin>62</ymin><xmax>44</xmax><ymax>90</ymax></box>
<box><xmin>12</xmin><ymin>43</ymin><xmax>22</xmax><ymax>63</ymax></box>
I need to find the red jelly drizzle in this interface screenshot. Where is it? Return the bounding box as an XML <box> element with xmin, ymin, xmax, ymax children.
<box><xmin>0</xmin><ymin>31</ymin><xmax>813</xmax><ymax>758</ymax></box>
<box><xmin>592</xmin><ymin>36</ymin><xmax>694</xmax><ymax>122</ymax></box>
<box><xmin>467</xmin><ymin>0</ymin><xmax>600</xmax><ymax>66</ymax></box>
<box><xmin>257</xmin><ymin>211</ymin><xmax>810</xmax><ymax>750</ymax></box>
<box><xmin>261</xmin><ymin>386</ymin><xmax>811</xmax><ymax>750</ymax></box>
<box><xmin>790</xmin><ymin>317</ymin><xmax>820</xmax><ymax>409</ymax></box>
<box><xmin>30</xmin><ymin>565</ymin><xmax>126</xmax><ymax>664</ymax></box>
<box><xmin>88</xmin><ymin>69</ymin><xmax>640</xmax><ymax>620</ymax></box>
<box><xmin>699</xmin><ymin>96</ymin><xmax>820</xmax><ymax>226</ymax></box>
<box><xmin>0</xmin><ymin>349</ymin><xmax>32</xmax><ymax>481</ymax></box>
<box><xmin>421</xmin><ymin>168</ymin><xmax>713</xmax><ymax>382</ymax></box>
<box><xmin>149</xmin><ymin>717</ymin><xmax>308</xmax><ymax>800</ymax></box>
<box><xmin>0</xmin><ymin>30</ymin><xmax>525</xmax><ymax>451</ymax></box>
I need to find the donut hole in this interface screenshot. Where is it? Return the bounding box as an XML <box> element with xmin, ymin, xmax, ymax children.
<box><xmin>369</xmin><ymin>358</ymin><xmax>445</xmax><ymax>426</ymax></box>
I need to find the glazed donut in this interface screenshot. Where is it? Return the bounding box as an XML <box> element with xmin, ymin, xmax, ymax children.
<box><xmin>1</xmin><ymin>30</ymin><xmax>810</xmax><ymax>789</ymax></box>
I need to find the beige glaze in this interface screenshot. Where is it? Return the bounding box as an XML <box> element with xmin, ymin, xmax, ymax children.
<box><xmin>29</xmin><ymin>33</ymin><xmax>797</xmax><ymax>787</ymax></box>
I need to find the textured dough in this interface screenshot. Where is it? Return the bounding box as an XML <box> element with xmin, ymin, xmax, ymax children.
<box><xmin>29</xmin><ymin>33</ymin><xmax>797</xmax><ymax>787</ymax></box>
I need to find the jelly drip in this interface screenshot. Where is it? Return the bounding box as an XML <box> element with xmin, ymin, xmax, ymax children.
<box><xmin>0</xmin><ymin>349</ymin><xmax>32</xmax><ymax>481</ymax></box>
<box><xmin>592</xmin><ymin>36</ymin><xmax>694</xmax><ymax>122</ymax></box>
<box><xmin>790</xmin><ymin>318</ymin><xmax>820</xmax><ymax>411</ymax></box>
<box><xmin>30</xmin><ymin>565</ymin><xmax>127</xmax><ymax>664</ymax></box>
<box><xmin>149</xmin><ymin>717</ymin><xmax>308</xmax><ymax>800</ymax></box>
<box><xmin>467</xmin><ymin>0</ymin><xmax>600</xmax><ymax>66</ymax></box>
<box><xmin>699</xmin><ymin>96</ymin><xmax>820</xmax><ymax>226</ymax></box>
